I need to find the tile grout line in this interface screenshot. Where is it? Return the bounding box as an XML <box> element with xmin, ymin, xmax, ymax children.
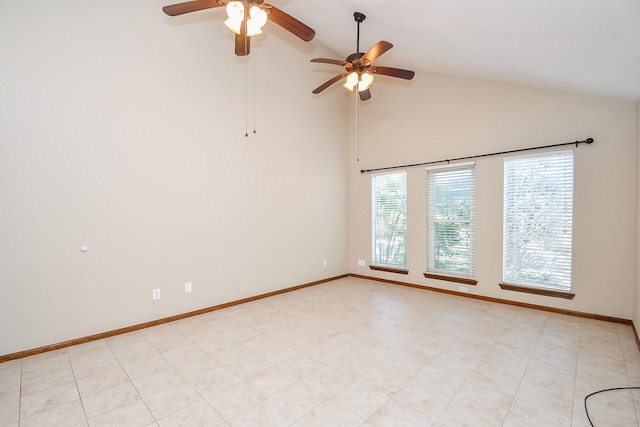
<box><xmin>66</xmin><ymin>350</ymin><xmax>89</xmax><ymax>426</ymax></box>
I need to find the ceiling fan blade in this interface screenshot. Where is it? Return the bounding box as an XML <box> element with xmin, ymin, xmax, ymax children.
<box><xmin>235</xmin><ymin>18</ymin><xmax>249</xmax><ymax>56</ymax></box>
<box><xmin>311</xmin><ymin>58</ymin><xmax>351</xmax><ymax>67</ymax></box>
<box><xmin>359</xmin><ymin>89</ymin><xmax>372</xmax><ymax>101</ymax></box>
<box><xmin>162</xmin><ymin>0</ymin><xmax>225</xmax><ymax>16</ymax></box>
<box><xmin>370</xmin><ymin>66</ymin><xmax>415</xmax><ymax>80</ymax></box>
<box><xmin>362</xmin><ymin>41</ymin><xmax>393</xmax><ymax>64</ymax></box>
<box><xmin>266</xmin><ymin>5</ymin><xmax>315</xmax><ymax>41</ymax></box>
<box><xmin>312</xmin><ymin>72</ymin><xmax>349</xmax><ymax>94</ymax></box>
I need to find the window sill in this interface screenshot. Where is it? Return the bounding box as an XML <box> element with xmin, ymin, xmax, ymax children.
<box><xmin>369</xmin><ymin>265</ymin><xmax>409</xmax><ymax>275</ymax></box>
<box><xmin>499</xmin><ymin>282</ymin><xmax>575</xmax><ymax>300</ymax></box>
<box><xmin>424</xmin><ymin>273</ymin><xmax>477</xmax><ymax>286</ymax></box>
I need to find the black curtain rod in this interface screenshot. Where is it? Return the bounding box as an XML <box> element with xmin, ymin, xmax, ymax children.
<box><xmin>360</xmin><ymin>137</ymin><xmax>594</xmax><ymax>174</ymax></box>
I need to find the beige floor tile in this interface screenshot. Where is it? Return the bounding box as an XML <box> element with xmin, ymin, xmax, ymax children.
<box><xmin>21</xmin><ymin>363</ymin><xmax>76</xmax><ymax>397</ymax></box>
<box><xmin>300</xmin><ymin>363</ymin><xmax>353</xmax><ymax>397</ymax></box>
<box><xmin>82</xmin><ymin>380</ymin><xmax>141</xmax><ymax>419</ymax></box>
<box><xmin>20</xmin><ymin>380</ymin><xmax>79</xmax><ymax>418</ymax></box>
<box><xmin>88</xmin><ymin>399</ymin><xmax>154</xmax><ymax>427</ymax></box>
<box><xmin>582</xmin><ymin>387</ymin><xmax>639</xmax><ymax>427</ymax></box>
<box><xmin>446</xmin><ymin>379</ymin><xmax>514</xmax><ymax>420</ymax></box>
<box><xmin>205</xmin><ymin>381</ymin><xmax>265</xmax><ymax>420</ymax></box>
<box><xmin>75</xmin><ymin>365</ymin><xmax>130</xmax><ymax>396</ymax></box>
<box><xmin>393</xmin><ymin>379</ymin><xmax>451</xmax><ymax>420</ymax></box>
<box><xmin>70</xmin><ymin>353</ymin><xmax>123</xmax><ymax>380</ymax></box>
<box><xmin>292</xmin><ymin>399</ymin><xmax>364</xmax><ymax>427</ymax></box>
<box><xmin>21</xmin><ymin>350</ymin><xmax>70</xmax><ymax>375</ymax></box>
<box><xmin>534</xmin><ymin>333</ymin><xmax>579</xmax><ymax>361</ymax></box>
<box><xmin>228</xmin><ymin>400</ymin><xmax>295</xmax><ymax>426</ymax></box>
<box><xmin>273</xmin><ymin>354</ymin><xmax>326</xmax><ymax>380</ymax></box>
<box><xmin>224</xmin><ymin>353</ymin><xmax>273</xmax><ymax>380</ymax></box>
<box><xmin>20</xmin><ymin>398</ymin><xmax>87</xmax><ymax>427</ymax></box>
<box><xmin>332</xmin><ymin>380</ymin><xmax>389</xmax><ymax>419</ymax></box>
<box><xmin>358</xmin><ymin>362</ymin><xmax>415</xmax><ymax>397</ymax></box>
<box><xmin>169</xmin><ymin>353</ymin><xmax>221</xmax><ymax>381</ymax></box>
<box><xmin>132</xmin><ymin>366</ymin><xmax>185</xmax><ymax>398</ymax></box>
<box><xmin>0</xmin><ymin>362</ymin><xmax>21</xmax><ymax>425</ymax></box>
<box><xmin>410</xmin><ymin>364</ymin><xmax>467</xmax><ymax>398</ymax></box>
<box><xmin>244</xmin><ymin>366</ymin><xmax>298</xmax><ymax>398</ymax></box>
<box><xmin>367</xmin><ymin>398</ymin><xmax>436</xmax><ymax>426</ymax></box>
<box><xmin>120</xmin><ymin>353</ymin><xmax>174</xmax><ymax>380</ymax></box>
<box><xmin>189</xmin><ymin>366</ymin><xmax>242</xmax><ymax>398</ymax></box>
<box><xmin>105</xmin><ymin>331</ymin><xmax>146</xmax><ymax>354</ymax></box>
<box><xmin>437</xmin><ymin>398</ymin><xmax>506</xmax><ymax>427</ymax></box>
<box><xmin>157</xmin><ymin>400</ymin><xmax>226</xmax><ymax>427</ymax></box>
<box><xmin>208</xmin><ymin>342</ymin><xmax>256</xmax><ymax>366</ymax></box>
<box><xmin>143</xmin><ymin>382</ymin><xmax>203</xmax><ymax>420</ymax></box>
<box><xmin>514</xmin><ymin>367</ymin><xmax>574</xmax><ymax>418</ymax></box>
<box><xmin>504</xmin><ymin>396</ymin><xmax>572</xmax><ymax>427</ymax></box>
<box><xmin>268</xmin><ymin>381</ymin><xmax>327</xmax><ymax>420</ymax></box>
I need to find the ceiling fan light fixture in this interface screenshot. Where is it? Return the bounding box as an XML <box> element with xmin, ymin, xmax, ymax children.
<box><xmin>343</xmin><ymin>72</ymin><xmax>359</xmax><ymax>91</ymax></box>
<box><xmin>224</xmin><ymin>1</ymin><xmax>244</xmax><ymax>34</ymax></box>
<box><xmin>358</xmin><ymin>72</ymin><xmax>374</xmax><ymax>92</ymax></box>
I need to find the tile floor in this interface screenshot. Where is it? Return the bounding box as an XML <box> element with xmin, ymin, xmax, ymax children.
<box><xmin>1</xmin><ymin>276</ymin><xmax>640</xmax><ymax>426</ymax></box>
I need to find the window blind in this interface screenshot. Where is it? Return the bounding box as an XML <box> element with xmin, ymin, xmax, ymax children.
<box><xmin>503</xmin><ymin>151</ymin><xmax>574</xmax><ymax>291</ymax></box>
<box><xmin>371</xmin><ymin>171</ymin><xmax>407</xmax><ymax>268</ymax></box>
<box><xmin>426</xmin><ymin>163</ymin><xmax>476</xmax><ymax>277</ymax></box>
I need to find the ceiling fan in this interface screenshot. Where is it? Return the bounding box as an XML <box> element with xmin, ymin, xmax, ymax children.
<box><xmin>311</xmin><ymin>12</ymin><xmax>415</xmax><ymax>101</ymax></box>
<box><xmin>162</xmin><ymin>0</ymin><xmax>315</xmax><ymax>56</ymax></box>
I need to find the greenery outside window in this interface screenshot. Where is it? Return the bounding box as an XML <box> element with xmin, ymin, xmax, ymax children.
<box><xmin>503</xmin><ymin>151</ymin><xmax>574</xmax><ymax>292</ymax></box>
<box><xmin>426</xmin><ymin>163</ymin><xmax>476</xmax><ymax>279</ymax></box>
<box><xmin>371</xmin><ymin>171</ymin><xmax>407</xmax><ymax>270</ymax></box>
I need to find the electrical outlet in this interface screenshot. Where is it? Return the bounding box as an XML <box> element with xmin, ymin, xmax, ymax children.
<box><xmin>184</xmin><ymin>282</ymin><xmax>192</xmax><ymax>293</ymax></box>
<box><xmin>459</xmin><ymin>286</ymin><xmax>469</xmax><ymax>293</ymax></box>
<box><xmin>358</xmin><ymin>259</ymin><xmax>366</xmax><ymax>267</ymax></box>
<box><xmin>152</xmin><ymin>288</ymin><xmax>161</xmax><ymax>300</ymax></box>
<box><xmin>323</xmin><ymin>260</ymin><xmax>327</xmax><ymax>267</ymax></box>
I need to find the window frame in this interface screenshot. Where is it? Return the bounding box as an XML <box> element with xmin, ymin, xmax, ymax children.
<box><xmin>370</xmin><ymin>170</ymin><xmax>408</xmax><ymax>273</ymax></box>
<box><xmin>501</xmin><ymin>150</ymin><xmax>575</xmax><ymax>298</ymax></box>
<box><xmin>425</xmin><ymin>162</ymin><xmax>477</xmax><ymax>284</ymax></box>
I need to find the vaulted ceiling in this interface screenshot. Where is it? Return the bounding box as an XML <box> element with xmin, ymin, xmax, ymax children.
<box><xmin>281</xmin><ymin>0</ymin><xmax>640</xmax><ymax>102</ymax></box>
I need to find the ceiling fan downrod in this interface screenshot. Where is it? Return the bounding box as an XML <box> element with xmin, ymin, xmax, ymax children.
<box><xmin>345</xmin><ymin>12</ymin><xmax>367</xmax><ymax>63</ymax></box>
<box><xmin>354</xmin><ymin>12</ymin><xmax>365</xmax><ymax>54</ymax></box>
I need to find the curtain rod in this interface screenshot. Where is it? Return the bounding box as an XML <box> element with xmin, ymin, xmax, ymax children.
<box><xmin>360</xmin><ymin>137</ymin><xmax>594</xmax><ymax>174</ymax></box>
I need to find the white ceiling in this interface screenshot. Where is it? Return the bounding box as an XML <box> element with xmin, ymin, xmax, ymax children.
<box><xmin>279</xmin><ymin>0</ymin><xmax>640</xmax><ymax>102</ymax></box>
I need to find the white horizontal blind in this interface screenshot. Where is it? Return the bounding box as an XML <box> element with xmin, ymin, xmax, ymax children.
<box><xmin>371</xmin><ymin>171</ymin><xmax>407</xmax><ymax>268</ymax></box>
<box><xmin>427</xmin><ymin>164</ymin><xmax>476</xmax><ymax>277</ymax></box>
<box><xmin>503</xmin><ymin>151</ymin><xmax>573</xmax><ymax>291</ymax></box>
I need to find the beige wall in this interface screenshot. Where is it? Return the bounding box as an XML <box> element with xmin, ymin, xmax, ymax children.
<box><xmin>348</xmin><ymin>72</ymin><xmax>637</xmax><ymax>319</ymax></box>
<box><xmin>0</xmin><ymin>1</ymin><xmax>348</xmax><ymax>355</ymax></box>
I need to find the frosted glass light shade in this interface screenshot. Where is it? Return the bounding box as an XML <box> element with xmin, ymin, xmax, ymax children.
<box><xmin>224</xmin><ymin>1</ymin><xmax>244</xmax><ymax>34</ymax></box>
<box><xmin>343</xmin><ymin>72</ymin><xmax>359</xmax><ymax>91</ymax></box>
<box><xmin>358</xmin><ymin>72</ymin><xmax>374</xmax><ymax>92</ymax></box>
<box><xmin>247</xmin><ymin>6</ymin><xmax>267</xmax><ymax>36</ymax></box>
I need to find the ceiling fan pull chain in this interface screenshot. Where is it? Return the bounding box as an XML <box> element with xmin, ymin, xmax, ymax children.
<box><xmin>253</xmin><ymin>53</ymin><xmax>257</xmax><ymax>134</ymax></box>
<box><xmin>245</xmin><ymin>59</ymin><xmax>249</xmax><ymax>137</ymax></box>
<box><xmin>355</xmin><ymin>88</ymin><xmax>359</xmax><ymax>196</ymax></box>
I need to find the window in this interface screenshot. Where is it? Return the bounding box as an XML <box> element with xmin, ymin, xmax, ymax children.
<box><xmin>371</xmin><ymin>171</ymin><xmax>407</xmax><ymax>270</ymax></box>
<box><xmin>503</xmin><ymin>151</ymin><xmax>573</xmax><ymax>292</ymax></box>
<box><xmin>426</xmin><ymin>163</ymin><xmax>476</xmax><ymax>279</ymax></box>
